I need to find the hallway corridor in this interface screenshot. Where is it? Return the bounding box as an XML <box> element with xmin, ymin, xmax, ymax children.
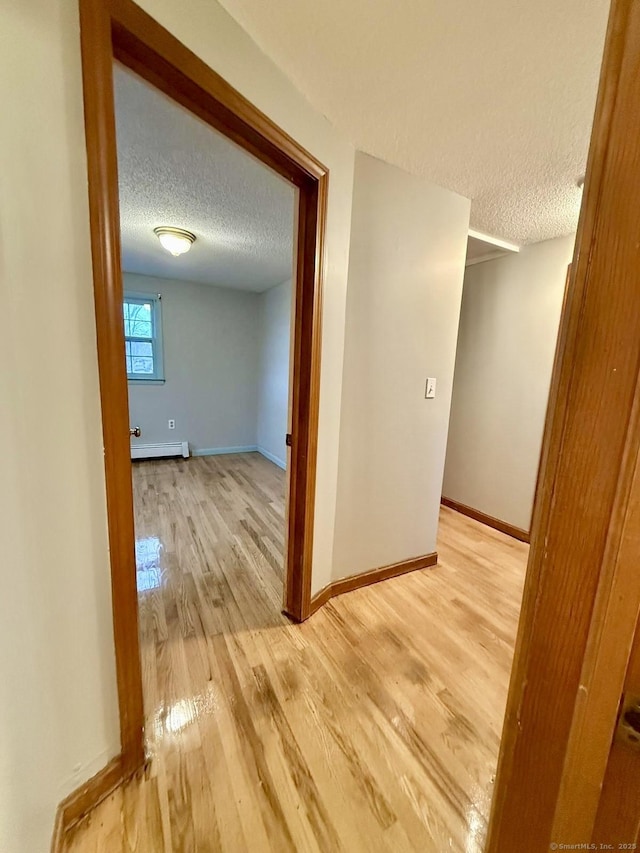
<box><xmin>64</xmin><ymin>453</ymin><xmax>526</xmax><ymax>852</ymax></box>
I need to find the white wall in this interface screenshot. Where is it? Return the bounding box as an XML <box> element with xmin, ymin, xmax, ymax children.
<box><xmin>442</xmin><ymin>234</ymin><xmax>575</xmax><ymax>531</ymax></box>
<box><xmin>0</xmin><ymin>0</ymin><xmax>354</xmax><ymax>850</ymax></box>
<box><xmin>0</xmin><ymin>3</ymin><xmax>119</xmax><ymax>851</ymax></box>
<box><xmin>332</xmin><ymin>153</ymin><xmax>471</xmax><ymax>580</ymax></box>
<box><xmin>257</xmin><ymin>280</ymin><xmax>292</xmax><ymax>468</ymax></box>
<box><xmin>126</xmin><ymin>273</ymin><xmax>261</xmax><ymax>452</ymax></box>
<box><xmin>127</xmin><ymin>273</ymin><xmax>293</xmax><ymax>461</ymax></box>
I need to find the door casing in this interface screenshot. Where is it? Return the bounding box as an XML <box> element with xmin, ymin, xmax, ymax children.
<box><xmin>487</xmin><ymin>0</ymin><xmax>640</xmax><ymax>845</ymax></box>
<box><xmin>79</xmin><ymin>0</ymin><xmax>327</xmax><ymax>774</ymax></box>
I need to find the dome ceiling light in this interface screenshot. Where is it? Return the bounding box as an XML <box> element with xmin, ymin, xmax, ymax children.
<box><xmin>153</xmin><ymin>226</ymin><xmax>196</xmax><ymax>256</ymax></box>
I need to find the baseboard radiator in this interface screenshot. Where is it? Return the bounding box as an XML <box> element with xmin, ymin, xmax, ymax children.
<box><xmin>131</xmin><ymin>441</ymin><xmax>189</xmax><ymax>460</ymax></box>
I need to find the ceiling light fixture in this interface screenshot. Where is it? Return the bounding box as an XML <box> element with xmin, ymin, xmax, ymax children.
<box><xmin>153</xmin><ymin>226</ymin><xmax>196</xmax><ymax>256</ymax></box>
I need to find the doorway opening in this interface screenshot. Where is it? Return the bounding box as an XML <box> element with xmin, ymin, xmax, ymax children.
<box><xmin>112</xmin><ymin>61</ymin><xmax>300</xmax><ymax>745</ymax></box>
<box><xmin>80</xmin><ymin>0</ymin><xmax>327</xmax><ymax>774</ymax></box>
<box><xmin>442</xmin><ymin>229</ymin><xmax>573</xmax><ymax>546</ymax></box>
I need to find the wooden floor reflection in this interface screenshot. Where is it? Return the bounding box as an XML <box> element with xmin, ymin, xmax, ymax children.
<box><xmin>64</xmin><ymin>453</ymin><xmax>527</xmax><ymax>852</ymax></box>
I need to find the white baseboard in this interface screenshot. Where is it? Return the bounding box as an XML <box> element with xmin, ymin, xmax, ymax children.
<box><xmin>131</xmin><ymin>444</ymin><xmax>286</xmax><ymax>467</ymax></box>
<box><xmin>257</xmin><ymin>446</ymin><xmax>287</xmax><ymax>470</ymax></box>
<box><xmin>131</xmin><ymin>441</ymin><xmax>189</xmax><ymax>460</ymax></box>
<box><xmin>192</xmin><ymin>445</ymin><xmax>258</xmax><ymax>457</ymax></box>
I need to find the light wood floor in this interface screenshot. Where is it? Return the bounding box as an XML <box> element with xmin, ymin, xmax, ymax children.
<box><xmin>63</xmin><ymin>453</ymin><xmax>527</xmax><ymax>852</ymax></box>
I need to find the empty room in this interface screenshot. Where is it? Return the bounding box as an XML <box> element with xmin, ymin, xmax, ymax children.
<box><xmin>115</xmin><ymin>62</ymin><xmax>299</xmax><ymax>730</ymax></box>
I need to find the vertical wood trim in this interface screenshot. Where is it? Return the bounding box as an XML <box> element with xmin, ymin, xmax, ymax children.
<box><xmin>592</xmin><ymin>624</ymin><xmax>640</xmax><ymax>840</ymax></box>
<box><xmin>487</xmin><ymin>0</ymin><xmax>640</xmax><ymax>846</ymax></box>
<box><xmin>553</xmin><ymin>377</ymin><xmax>640</xmax><ymax>838</ymax></box>
<box><xmin>78</xmin><ymin>0</ymin><xmax>145</xmax><ymax>775</ymax></box>
<box><xmin>284</xmin><ymin>175</ymin><xmax>327</xmax><ymax>620</ymax></box>
<box><xmin>526</xmin><ymin>263</ymin><xmax>572</xmax><ymax>533</ymax></box>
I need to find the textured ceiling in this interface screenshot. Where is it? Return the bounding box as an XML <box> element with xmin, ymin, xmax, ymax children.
<box><xmin>114</xmin><ymin>65</ymin><xmax>295</xmax><ymax>291</ymax></box>
<box><xmin>217</xmin><ymin>0</ymin><xmax>609</xmax><ymax>244</ymax></box>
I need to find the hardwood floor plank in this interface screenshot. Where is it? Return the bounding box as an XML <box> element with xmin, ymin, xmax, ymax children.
<box><xmin>61</xmin><ymin>452</ymin><xmax>526</xmax><ymax>852</ymax></box>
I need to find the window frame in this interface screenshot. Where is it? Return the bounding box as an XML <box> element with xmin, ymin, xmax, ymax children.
<box><xmin>123</xmin><ymin>291</ymin><xmax>165</xmax><ymax>383</ymax></box>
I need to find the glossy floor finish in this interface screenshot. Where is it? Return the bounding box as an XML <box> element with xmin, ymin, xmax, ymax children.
<box><xmin>63</xmin><ymin>453</ymin><xmax>527</xmax><ymax>852</ymax></box>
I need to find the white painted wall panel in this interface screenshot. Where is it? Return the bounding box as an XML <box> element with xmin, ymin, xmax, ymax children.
<box><xmin>442</xmin><ymin>235</ymin><xmax>575</xmax><ymax>531</ymax></box>
<box><xmin>256</xmin><ymin>280</ymin><xmax>292</xmax><ymax>468</ymax></box>
<box><xmin>332</xmin><ymin>153</ymin><xmax>470</xmax><ymax>580</ymax></box>
<box><xmin>126</xmin><ymin>273</ymin><xmax>261</xmax><ymax>453</ymax></box>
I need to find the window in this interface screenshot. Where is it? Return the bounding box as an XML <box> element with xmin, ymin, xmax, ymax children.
<box><xmin>123</xmin><ymin>292</ymin><xmax>164</xmax><ymax>382</ymax></box>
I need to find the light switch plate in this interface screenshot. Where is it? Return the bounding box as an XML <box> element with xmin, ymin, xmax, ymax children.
<box><xmin>425</xmin><ymin>377</ymin><xmax>436</xmax><ymax>399</ymax></box>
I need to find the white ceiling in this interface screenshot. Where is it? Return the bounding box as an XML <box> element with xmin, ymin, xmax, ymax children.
<box><xmin>466</xmin><ymin>236</ymin><xmax>495</xmax><ymax>262</ymax></box>
<box><xmin>466</xmin><ymin>235</ymin><xmax>507</xmax><ymax>265</ymax></box>
<box><xmin>465</xmin><ymin>232</ymin><xmax>519</xmax><ymax>266</ymax></box>
<box><xmin>114</xmin><ymin>65</ymin><xmax>296</xmax><ymax>291</ymax></box>
<box><xmin>217</xmin><ymin>0</ymin><xmax>610</xmax><ymax>245</ymax></box>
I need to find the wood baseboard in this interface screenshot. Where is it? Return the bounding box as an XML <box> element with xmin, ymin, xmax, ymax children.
<box><xmin>53</xmin><ymin>550</ymin><xmax>436</xmax><ymax>846</ymax></box>
<box><xmin>309</xmin><ymin>552</ymin><xmax>438</xmax><ymax>616</ymax></box>
<box><xmin>51</xmin><ymin>755</ymin><xmax>126</xmax><ymax>852</ymax></box>
<box><xmin>441</xmin><ymin>496</ymin><xmax>530</xmax><ymax>543</ymax></box>
<box><xmin>308</xmin><ymin>582</ymin><xmax>334</xmax><ymax>616</ymax></box>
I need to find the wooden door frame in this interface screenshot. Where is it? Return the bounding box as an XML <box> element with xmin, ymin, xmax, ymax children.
<box><xmin>78</xmin><ymin>0</ymin><xmax>640</xmax><ymax>839</ymax></box>
<box><xmin>78</xmin><ymin>0</ymin><xmax>327</xmax><ymax>775</ymax></box>
<box><xmin>487</xmin><ymin>0</ymin><xmax>640</xmax><ymax>845</ymax></box>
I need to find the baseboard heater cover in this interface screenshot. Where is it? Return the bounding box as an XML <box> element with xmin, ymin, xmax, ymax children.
<box><xmin>131</xmin><ymin>441</ymin><xmax>189</xmax><ymax>460</ymax></box>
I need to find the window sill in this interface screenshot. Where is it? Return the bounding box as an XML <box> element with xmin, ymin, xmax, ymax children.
<box><xmin>127</xmin><ymin>379</ymin><xmax>166</xmax><ymax>386</ymax></box>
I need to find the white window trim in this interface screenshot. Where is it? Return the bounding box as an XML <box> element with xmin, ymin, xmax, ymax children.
<box><xmin>124</xmin><ymin>291</ymin><xmax>165</xmax><ymax>383</ymax></box>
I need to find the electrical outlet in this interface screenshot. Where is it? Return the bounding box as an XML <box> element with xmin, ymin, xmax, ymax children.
<box><xmin>425</xmin><ymin>378</ymin><xmax>437</xmax><ymax>399</ymax></box>
<box><xmin>168</xmin><ymin>419</ymin><xmax>175</xmax><ymax>430</ymax></box>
